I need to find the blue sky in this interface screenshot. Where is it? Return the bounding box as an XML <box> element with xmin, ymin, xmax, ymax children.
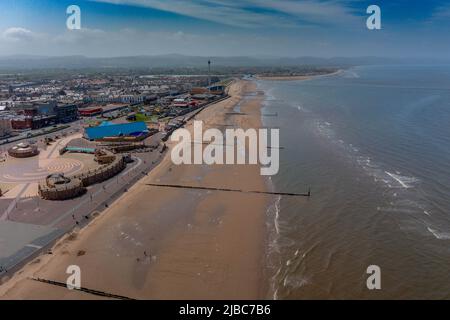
<box><xmin>0</xmin><ymin>0</ymin><xmax>449</xmax><ymax>58</ymax></box>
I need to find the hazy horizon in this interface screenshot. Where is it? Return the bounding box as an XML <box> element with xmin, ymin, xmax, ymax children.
<box><xmin>1</xmin><ymin>53</ymin><xmax>449</xmax><ymax>60</ymax></box>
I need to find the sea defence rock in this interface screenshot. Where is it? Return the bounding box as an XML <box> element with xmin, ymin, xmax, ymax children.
<box><xmin>39</xmin><ymin>150</ymin><xmax>125</xmax><ymax>201</ymax></box>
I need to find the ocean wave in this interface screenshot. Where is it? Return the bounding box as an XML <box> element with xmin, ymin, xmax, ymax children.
<box><xmin>297</xmin><ymin>105</ymin><xmax>310</xmax><ymax>112</ymax></box>
<box><xmin>313</xmin><ymin>119</ymin><xmax>421</xmax><ymax>191</ymax></box>
<box><xmin>283</xmin><ymin>274</ymin><xmax>311</xmax><ymax>289</ymax></box>
<box><xmin>264</xmin><ymin>94</ymin><xmax>277</xmax><ymax>102</ymax></box>
<box><xmin>343</xmin><ymin>70</ymin><xmax>360</xmax><ymax>78</ymax></box>
<box><xmin>264</xmin><ymin>187</ymin><xmax>283</xmax><ymax>299</ymax></box>
<box><xmin>272</xmin><ymin>195</ymin><xmax>282</xmax><ymax>235</ymax></box>
<box><xmin>427</xmin><ymin>227</ymin><xmax>450</xmax><ymax>240</ymax></box>
<box><xmin>312</xmin><ymin>116</ymin><xmax>425</xmax><ymax>197</ymax></box>
<box><xmin>377</xmin><ymin>207</ymin><xmax>422</xmax><ymax>214</ymax></box>
<box><xmin>315</xmin><ymin>120</ymin><xmax>335</xmax><ymax>139</ymax></box>
<box><xmin>385</xmin><ymin>171</ymin><xmax>419</xmax><ymax>189</ymax></box>
<box><xmin>311</xmin><ymin>118</ymin><xmax>433</xmax><ymax>228</ymax></box>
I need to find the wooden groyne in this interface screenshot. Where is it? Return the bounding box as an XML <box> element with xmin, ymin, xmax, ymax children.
<box><xmin>146</xmin><ymin>183</ymin><xmax>311</xmax><ymax>197</ymax></box>
<box><xmin>30</xmin><ymin>277</ymin><xmax>135</xmax><ymax>300</ymax></box>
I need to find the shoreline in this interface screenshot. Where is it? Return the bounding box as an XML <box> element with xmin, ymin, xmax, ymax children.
<box><xmin>0</xmin><ymin>79</ymin><xmax>271</xmax><ymax>300</ymax></box>
<box><xmin>256</xmin><ymin>69</ymin><xmax>343</xmax><ymax>81</ymax></box>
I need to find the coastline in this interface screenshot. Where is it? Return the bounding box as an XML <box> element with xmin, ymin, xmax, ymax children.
<box><xmin>0</xmin><ymin>79</ymin><xmax>271</xmax><ymax>300</ymax></box>
<box><xmin>256</xmin><ymin>75</ymin><xmax>313</xmax><ymax>81</ymax></box>
<box><xmin>256</xmin><ymin>69</ymin><xmax>343</xmax><ymax>81</ymax></box>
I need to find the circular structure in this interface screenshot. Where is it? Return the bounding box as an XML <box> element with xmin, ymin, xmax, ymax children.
<box><xmin>8</xmin><ymin>142</ymin><xmax>39</xmax><ymax>158</ymax></box>
<box><xmin>0</xmin><ymin>158</ymin><xmax>83</xmax><ymax>184</ymax></box>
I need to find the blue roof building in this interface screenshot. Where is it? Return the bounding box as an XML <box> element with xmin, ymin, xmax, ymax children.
<box><xmin>85</xmin><ymin>121</ymin><xmax>148</xmax><ymax>140</ymax></box>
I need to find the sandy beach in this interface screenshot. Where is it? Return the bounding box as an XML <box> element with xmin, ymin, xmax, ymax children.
<box><xmin>0</xmin><ymin>80</ymin><xmax>271</xmax><ymax>300</ymax></box>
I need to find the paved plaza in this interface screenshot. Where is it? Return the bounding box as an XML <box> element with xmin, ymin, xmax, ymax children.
<box><xmin>0</xmin><ymin>131</ymin><xmax>165</xmax><ymax>279</ymax></box>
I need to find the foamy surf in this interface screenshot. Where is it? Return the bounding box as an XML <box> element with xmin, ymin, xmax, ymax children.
<box><xmin>283</xmin><ymin>275</ymin><xmax>310</xmax><ymax>289</ymax></box>
<box><xmin>427</xmin><ymin>227</ymin><xmax>450</xmax><ymax>240</ymax></box>
<box><xmin>273</xmin><ymin>195</ymin><xmax>281</xmax><ymax>235</ymax></box>
<box><xmin>297</xmin><ymin>105</ymin><xmax>310</xmax><ymax>112</ymax></box>
<box><xmin>343</xmin><ymin>70</ymin><xmax>360</xmax><ymax>78</ymax></box>
<box><xmin>264</xmin><ymin>176</ymin><xmax>283</xmax><ymax>299</ymax></box>
<box><xmin>385</xmin><ymin>171</ymin><xmax>419</xmax><ymax>189</ymax></box>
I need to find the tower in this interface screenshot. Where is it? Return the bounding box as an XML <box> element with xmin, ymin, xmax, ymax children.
<box><xmin>208</xmin><ymin>60</ymin><xmax>211</xmax><ymax>92</ymax></box>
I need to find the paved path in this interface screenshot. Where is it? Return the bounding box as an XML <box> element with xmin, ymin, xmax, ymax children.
<box><xmin>0</xmin><ymin>184</ymin><xmax>30</xmax><ymax>221</ymax></box>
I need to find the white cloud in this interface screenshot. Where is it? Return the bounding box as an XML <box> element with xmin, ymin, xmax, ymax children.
<box><xmin>248</xmin><ymin>0</ymin><xmax>360</xmax><ymax>24</ymax></box>
<box><xmin>53</xmin><ymin>28</ymin><xmax>108</xmax><ymax>45</ymax></box>
<box><xmin>91</xmin><ymin>0</ymin><xmax>359</xmax><ymax>28</ymax></box>
<box><xmin>2</xmin><ymin>27</ymin><xmax>39</xmax><ymax>42</ymax></box>
<box><xmin>431</xmin><ymin>4</ymin><xmax>450</xmax><ymax>20</ymax></box>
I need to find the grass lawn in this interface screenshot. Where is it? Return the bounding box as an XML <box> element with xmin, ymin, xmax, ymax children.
<box><xmin>128</xmin><ymin>113</ymin><xmax>159</xmax><ymax>122</ymax></box>
<box><xmin>135</xmin><ymin>113</ymin><xmax>151</xmax><ymax>121</ymax></box>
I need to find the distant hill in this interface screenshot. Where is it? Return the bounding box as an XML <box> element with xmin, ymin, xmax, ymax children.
<box><xmin>0</xmin><ymin>54</ymin><xmax>443</xmax><ymax>70</ymax></box>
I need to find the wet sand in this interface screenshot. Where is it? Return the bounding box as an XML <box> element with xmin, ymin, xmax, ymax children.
<box><xmin>0</xmin><ymin>80</ymin><xmax>271</xmax><ymax>299</ymax></box>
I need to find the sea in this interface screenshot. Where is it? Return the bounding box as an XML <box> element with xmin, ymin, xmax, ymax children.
<box><xmin>258</xmin><ymin>65</ymin><xmax>450</xmax><ymax>299</ymax></box>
